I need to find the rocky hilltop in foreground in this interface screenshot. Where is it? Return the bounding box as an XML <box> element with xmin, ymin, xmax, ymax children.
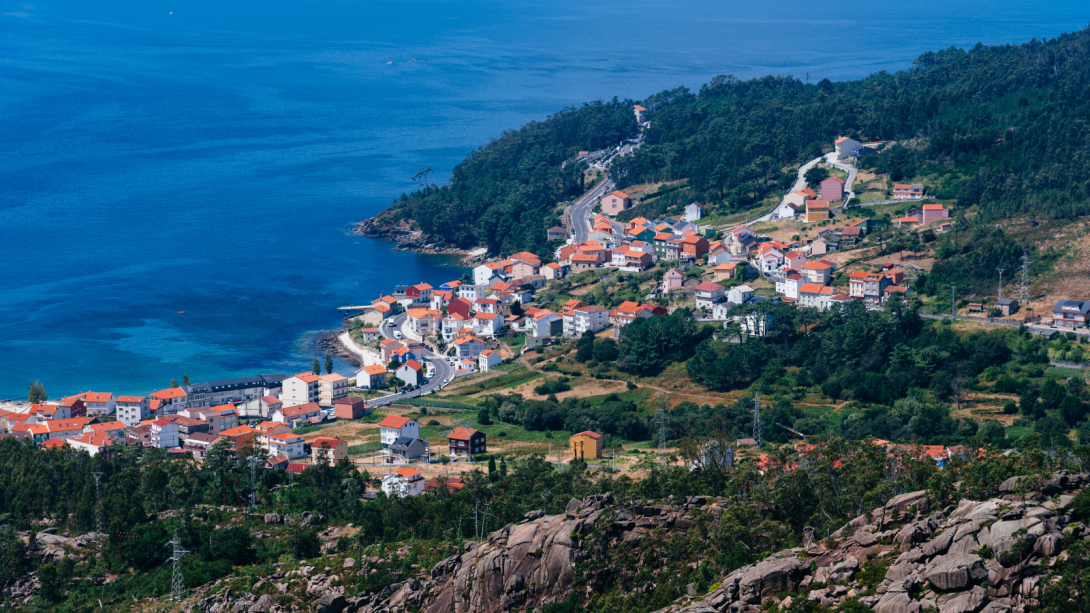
<box><xmin>175</xmin><ymin>472</ymin><xmax>1088</xmax><ymax>613</ymax></box>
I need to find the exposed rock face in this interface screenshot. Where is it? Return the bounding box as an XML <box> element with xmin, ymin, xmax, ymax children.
<box><xmin>641</xmin><ymin>472</ymin><xmax>1086</xmax><ymax>613</ymax></box>
<box><xmin>923</xmin><ymin>553</ymin><xmax>987</xmax><ymax>591</ymax></box>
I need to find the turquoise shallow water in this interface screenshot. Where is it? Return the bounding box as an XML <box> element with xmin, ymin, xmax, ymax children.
<box><xmin>1</xmin><ymin>0</ymin><xmax>1087</xmax><ymax>398</ymax></box>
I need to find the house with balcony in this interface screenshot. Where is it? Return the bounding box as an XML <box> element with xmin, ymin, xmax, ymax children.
<box><xmin>447</xmin><ymin>427</ymin><xmax>486</xmax><ymax>457</ymax></box>
<box><xmin>312</xmin><ymin>437</ymin><xmax>348</xmax><ymax>463</ymax></box>
<box><xmin>570</xmin><ymin>305</ymin><xmax>609</xmax><ymax>336</ymax></box>
<box><xmin>694</xmin><ymin>282</ymin><xmax>726</xmax><ymax>310</ymax></box>
<box><xmin>281</xmin><ymin>372</ymin><xmax>321</xmax><ymax>407</ymax></box>
<box><xmin>892</xmin><ymin>183</ymin><xmax>925</xmax><ymax>200</ymax></box>
<box><xmin>379</xmin><ymin>415</ymin><xmax>420</xmax><ymax>450</ymax></box>
<box><xmin>268</xmin><ymin>433</ymin><xmax>305</xmax><ymax>459</ymax></box>
<box><xmin>1053</xmin><ymin>300</ymin><xmax>1090</xmax><ymax>328</ymax></box>
<box><xmin>318</xmin><ymin>373</ymin><xmax>349</xmax><ymax>407</ymax></box>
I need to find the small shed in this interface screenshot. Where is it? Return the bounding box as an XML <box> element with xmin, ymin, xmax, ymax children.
<box><xmin>997</xmin><ymin>298</ymin><xmax>1019</xmax><ymax>317</ymax></box>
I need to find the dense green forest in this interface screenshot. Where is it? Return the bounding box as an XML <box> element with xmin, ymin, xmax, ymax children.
<box><xmin>374</xmin><ymin>29</ymin><xmax>1090</xmax><ymax>256</ymax></box>
<box><xmin>0</xmin><ymin>432</ymin><xmax>1077</xmax><ymax>613</ymax></box>
<box><xmin>372</xmin><ymin>100</ymin><xmax>635</xmax><ymax>254</ymax></box>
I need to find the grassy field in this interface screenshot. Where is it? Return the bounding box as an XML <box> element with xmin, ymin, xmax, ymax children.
<box><xmin>441</xmin><ymin>369</ymin><xmax>544</xmax><ymax>397</ymax></box>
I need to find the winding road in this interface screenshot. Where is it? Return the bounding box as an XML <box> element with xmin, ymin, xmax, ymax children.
<box><xmin>568</xmin><ymin>178</ymin><xmax>615</xmax><ymax>243</ymax></box>
<box><xmin>366</xmin><ymin>312</ymin><xmax>455</xmax><ymax>406</ymax></box>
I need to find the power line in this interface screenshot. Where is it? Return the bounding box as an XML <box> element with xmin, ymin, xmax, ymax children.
<box><xmin>950</xmin><ymin>285</ymin><xmax>957</xmax><ymax>321</ymax></box>
<box><xmin>167</xmin><ymin>529</ymin><xmax>189</xmax><ymax>602</ymax></box>
<box><xmin>1020</xmin><ymin>253</ymin><xmax>1032</xmax><ymax>304</ymax></box>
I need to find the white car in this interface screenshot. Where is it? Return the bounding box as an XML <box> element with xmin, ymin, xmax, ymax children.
<box><xmin>393</xmin><ymin>331</ymin><xmax>402</xmax><ymax>340</ymax></box>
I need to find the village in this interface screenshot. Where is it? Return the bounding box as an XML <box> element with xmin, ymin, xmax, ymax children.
<box><xmin>3</xmin><ymin>128</ymin><xmax>1089</xmax><ymax>502</ymax></box>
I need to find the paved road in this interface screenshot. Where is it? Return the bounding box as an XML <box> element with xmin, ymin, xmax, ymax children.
<box><xmin>825</xmin><ymin>152</ymin><xmax>858</xmax><ymax>206</ymax></box>
<box><xmin>369</xmin><ymin>313</ymin><xmax>454</xmax><ymax>406</ymax></box>
<box><xmin>568</xmin><ymin>177</ymin><xmax>615</xmax><ymax>244</ymax></box>
<box><xmin>721</xmin><ymin>155</ymin><xmax>824</xmax><ymax>232</ymax></box>
<box><xmin>566</xmin><ymin>134</ymin><xmax>644</xmax><ymax>243</ymax></box>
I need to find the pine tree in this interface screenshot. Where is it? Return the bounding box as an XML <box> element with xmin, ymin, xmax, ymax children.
<box><xmin>182</xmin><ymin>373</ymin><xmax>191</xmax><ymax>386</ymax></box>
<box><xmin>170</xmin><ymin>378</ymin><xmax>179</xmax><ymax>388</ymax></box>
<box><xmin>312</xmin><ymin>358</ymin><xmax>321</xmax><ymax>375</ymax></box>
<box><xmin>324</xmin><ymin>355</ymin><xmax>334</xmax><ymax>374</ymax></box>
<box><xmin>27</xmin><ymin>380</ymin><xmax>47</xmax><ymax>403</ymax></box>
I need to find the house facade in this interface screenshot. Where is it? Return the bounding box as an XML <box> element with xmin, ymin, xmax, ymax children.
<box><xmin>570</xmin><ymin>430</ymin><xmax>603</xmax><ymax>460</ymax></box>
<box><xmin>281</xmin><ymin>373</ymin><xmax>321</xmax><ymax>407</ymax></box>
<box><xmin>600</xmin><ymin>190</ymin><xmax>632</xmax><ymax>216</ymax></box>
<box><xmin>378</xmin><ymin>415</ymin><xmax>420</xmax><ymax>450</ymax></box>
<box><xmin>893</xmin><ymin>183</ymin><xmax>925</xmax><ymax>200</ymax></box>
<box><xmin>447</xmin><ymin>427</ymin><xmax>486</xmax><ymax>457</ymax></box>
<box><xmin>1053</xmin><ymin>300</ymin><xmax>1090</xmax><ymax>328</ymax></box>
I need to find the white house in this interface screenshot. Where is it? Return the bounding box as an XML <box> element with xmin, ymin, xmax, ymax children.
<box><xmin>382</xmin><ymin>468</ymin><xmax>425</xmax><ymax>498</ymax></box>
<box><xmin>684</xmin><ymin>202</ymin><xmax>705</xmax><ymax>222</ymax></box>
<box><xmin>479</xmin><ymin>350</ymin><xmax>503</xmax><ymax>372</ymax></box>
<box><xmin>835</xmin><ymin>136</ymin><xmax>862</xmax><ymax>161</ymax></box>
<box><xmin>759</xmin><ymin>250</ymin><xmax>783</xmax><ymax>273</ymax></box>
<box><xmin>473</xmin><ymin>264</ymin><xmax>505</xmax><ymax>286</ymax></box>
<box><xmin>81</xmin><ymin>392</ymin><xmax>116</xmax><ymax>416</ymax></box>
<box><xmin>378</xmin><ymin>415</ymin><xmax>420</xmax><ymax>450</ymax></box>
<box><xmin>694</xmin><ymin>282</ymin><xmax>726</xmax><ymax>310</ymax></box>
<box><xmin>458</xmin><ymin>284</ymin><xmax>488</xmax><ymax>302</ymax></box>
<box><xmin>711</xmin><ymin>302</ymin><xmax>734</xmax><ymax>321</ymax></box>
<box><xmin>799</xmin><ymin>284</ymin><xmax>836</xmax><ymax>309</ymax></box>
<box><xmin>150</xmin><ymin>420</ymin><xmax>180</xmax><ymax>449</ymax></box>
<box><xmin>396</xmin><ymin>360</ymin><xmax>423</xmax><ymax>387</ymax></box>
<box><xmin>473</xmin><ymin>312</ymin><xmax>504</xmax><ymax>336</ymax></box>
<box><xmin>708</xmin><ymin>250</ymin><xmax>734</xmax><ymax>266</ymax></box>
<box><xmin>571</xmin><ymin>306</ymin><xmax>609</xmax><ymax>336</ymax></box>
<box><xmin>527</xmin><ymin>311</ymin><xmax>562</xmax><ymax>337</ymax></box>
<box><xmin>356</xmin><ymin>365</ymin><xmax>387</xmax><ymax>389</ymax></box>
<box><xmin>268</xmin><ymin>433</ymin><xmax>305</xmax><ymax>459</ymax></box>
<box><xmin>727</xmin><ymin>285</ymin><xmax>754</xmax><ymax>305</ymax></box>
<box><xmin>775</xmin><ymin>273</ymin><xmax>804</xmax><ymax>300</ymax></box>
<box><xmin>271</xmin><ymin>402</ymin><xmax>323</xmax><ymax>427</ymax></box>
<box><xmin>281</xmin><ymin>372</ymin><xmax>321</xmax><ymax>407</ymax></box>
<box><xmin>453</xmin><ymin>335</ymin><xmax>487</xmax><ymax>360</ymax></box>
<box><xmin>115</xmin><ymin>396</ymin><xmax>149</xmax><ymax>427</ymax></box>
<box><xmin>772</xmin><ymin>201</ymin><xmax>800</xmax><ymax>220</ymax></box>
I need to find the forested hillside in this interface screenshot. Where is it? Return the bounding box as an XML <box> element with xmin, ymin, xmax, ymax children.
<box><xmin>616</xmin><ymin>28</ymin><xmax>1090</xmax><ymax>220</ymax></box>
<box><xmin>368</xmin><ymin>101</ymin><xmax>635</xmax><ymax>255</ymax></box>
<box><xmin>370</xmin><ymin>28</ymin><xmax>1090</xmax><ymax>255</ymax></box>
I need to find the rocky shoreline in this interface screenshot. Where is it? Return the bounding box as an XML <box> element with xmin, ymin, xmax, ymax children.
<box><xmin>316</xmin><ymin>330</ymin><xmax>361</xmax><ymax>368</ymax></box>
<box><xmin>352</xmin><ymin>217</ymin><xmax>489</xmax><ymax>267</ymax></box>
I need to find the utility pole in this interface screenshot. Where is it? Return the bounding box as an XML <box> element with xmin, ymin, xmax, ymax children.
<box><xmin>950</xmin><ymin>286</ymin><xmax>957</xmax><ymax>321</ymax></box>
<box><xmin>752</xmin><ymin>393</ymin><xmax>763</xmax><ymax>448</ymax></box>
<box><xmin>997</xmin><ymin>268</ymin><xmax>1005</xmax><ymax>301</ymax></box>
<box><xmin>168</xmin><ymin>529</ymin><xmax>189</xmax><ymax>602</ymax></box>
<box><xmin>1020</xmin><ymin>253</ymin><xmax>1032</xmax><ymax>304</ymax></box>
<box><xmin>90</xmin><ymin>472</ymin><xmax>104</xmax><ymax>533</ymax></box>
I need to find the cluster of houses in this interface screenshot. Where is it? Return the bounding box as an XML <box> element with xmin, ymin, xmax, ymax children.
<box><xmin>0</xmin><ymin>389</ymin><xmax>370</xmax><ymax>466</ymax></box>
<box><xmin>377</xmin><ymin>418</ymin><xmax>490</xmax><ymax>497</ymax></box>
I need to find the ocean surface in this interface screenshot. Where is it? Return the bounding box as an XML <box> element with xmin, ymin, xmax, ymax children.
<box><xmin>1</xmin><ymin>0</ymin><xmax>1088</xmax><ymax>399</ymax></box>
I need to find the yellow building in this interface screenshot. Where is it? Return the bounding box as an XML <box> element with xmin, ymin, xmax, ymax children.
<box><xmin>570</xmin><ymin>430</ymin><xmax>603</xmax><ymax>460</ymax></box>
<box><xmin>805</xmin><ymin>199</ymin><xmax>830</xmax><ymax>223</ymax></box>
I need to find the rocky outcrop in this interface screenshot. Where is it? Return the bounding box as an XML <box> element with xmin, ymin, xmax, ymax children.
<box><xmin>647</xmin><ymin>472</ymin><xmax>1087</xmax><ymax>613</ymax></box>
<box><xmin>353</xmin><ymin>218</ymin><xmax>479</xmax><ymax>259</ymax></box>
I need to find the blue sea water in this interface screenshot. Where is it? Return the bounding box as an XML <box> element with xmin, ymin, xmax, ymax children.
<box><xmin>1</xmin><ymin>0</ymin><xmax>1087</xmax><ymax>398</ymax></box>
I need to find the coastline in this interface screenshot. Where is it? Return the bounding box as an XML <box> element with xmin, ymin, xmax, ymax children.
<box><xmin>316</xmin><ymin>330</ymin><xmax>381</xmax><ymax>368</ymax></box>
<box><xmin>352</xmin><ymin>217</ymin><xmax>489</xmax><ymax>267</ymax></box>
